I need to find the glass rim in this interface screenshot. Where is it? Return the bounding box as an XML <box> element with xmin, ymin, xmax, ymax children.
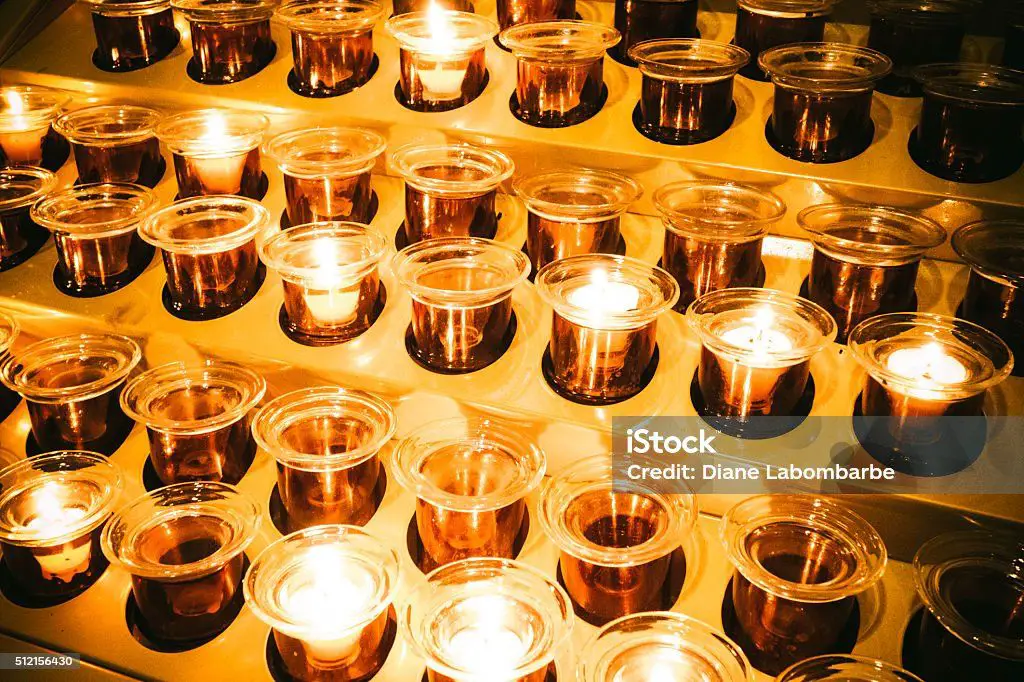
<box><xmin>251</xmin><ymin>386</ymin><xmax>396</xmax><ymax>471</ymax></box>
<box><xmin>653</xmin><ymin>181</ymin><xmax>785</xmax><ymax>240</ymax></box>
<box><xmin>385</xmin><ymin>10</ymin><xmax>498</xmax><ymax>53</ymax></box>
<box><xmin>0</xmin><ymin>309</ymin><xmax>17</xmax><ymax>355</ymax></box>
<box><xmin>580</xmin><ymin>611</ymin><xmax>753</xmax><ymax>682</ymax></box>
<box><xmin>0</xmin><ymin>166</ymin><xmax>57</xmax><ymax>213</ymax></box>
<box><xmin>952</xmin><ymin>219</ymin><xmax>1024</xmax><ymax>286</ymax></box>
<box><xmin>0</xmin><ymin>451</ymin><xmax>123</xmax><ymax>547</ymax></box>
<box><xmin>759</xmin><ymin>42</ymin><xmax>892</xmax><ymax>90</ymax></box>
<box><xmin>391</xmin><ymin>416</ymin><xmax>546</xmax><ymax>512</ymax></box>
<box><xmin>737</xmin><ymin>0</ymin><xmax>838</xmax><ymax>15</ymax></box>
<box><xmin>54</xmin><ymin>105</ymin><xmax>162</xmax><ymax>147</ymax></box>
<box><xmin>392</xmin><ymin>237</ymin><xmax>530</xmax><ymax>306</ymax></box>
<box><xmin>513</xmin><ymin>169</ymin><xmax>642</xmax><ymax>222</ymax></box>
<box><xmin>31</xmin><ymin>182</ymin><xmax>158</xmax><ymax>238</ymax></box>
<box><xmin>258</xmin><ymin>221</ymin><xmax>388</xmax><ymax>284</ymax></box>
<box><xmin>139</xmin><ymin>195</ymin><xmax>270</xmax><ymax>255</ymax></box>
<box><xmin>155</xmin><ymin>109</ymin><xmax>270</xmax><ymax>157</ymax></box>
<box><xmin>538</xmin><ymin>454</ymin><xmax>696</xmax><ymax>568</ymax></box>
<box><xmin>275</xmin><ymin>0</ymin><xmax>383</xmax><ymax>33</ymax></box>
<box><xmin>535</xmin><ymin>254</ymin><xmax>680</xmax><ymax>330</ymax></box>
<box><xmin>263</xmin><ymin>126</ymin><xmax>386</xmax><ymax>178</ymax></box>
<box><xmin>244</xmin><ymin>524</ymin><xmax>400</xmax><ymax>639</ymax></box>
<box><xmin>777</xmin><ymin>654</ymin><xmax>926</xmax><ymax>682</ymax></box>
<box><xmin>0</xmin><ymin>86</ymin><xmax>71</xmax><ymax>132</ymax></box>
<box><xmin>721</xmin><ymin>495</ymin><xmax>888</xmax><ymax>603</ymax></box>
<box><xmin>80</xmin><ymin>0</ymin><xmax>173</xmax><ymax>15</ymax></box>
<box><xmin>913</xmin><ymin>63</ymin><xmax>1024</xmax><ymax>105</ymax></box>
<box><xmin>170</xmin><ymin>0</ymin><xmax>277</xmax><ymax>21</ymax></box>
<box><xmin>628</xmin><ymin>39</ymin><xmax>750</xmax><ymax>82</ymax></box>
<box><xmin>500</xmin><ymin>20</ymin><xmax>620</xmax><ymax>61</ymax></box>
<box><xmin>798</xmin><ymin>204</ymin><xmax>946</xmax><ymax>265</ymax></box>
<box><xmin>0</xmin><ymin>333</ymin><xmax>141</xmax><ymax>403</ymax></box>
<box><xmin>687</xmin><ymin>288</ymin><xmax>837</xmax><ymax>367</ymax></box>
<box><xmin>913</xmin><ymin>530</ymin><xmax>1024</xmax><ymax>662</ymax></box>
<box><xmin>120</xmin><ymin>360</ymin><xmax>266</xmax><ymax>435</ymax></box>
<box><xmin>866</xmin><ymin>0</ymin><xmax>980</xmax><ymax>18</ymax></box>
<box><xmin>391</xmin><ymin>143</ymin><xmax>514</xmax><ymax>196</ymax></box>
<box><xmin>847</xmin><ymin>312</ymin><xmax>1014</xmax><ymax>396</ymax></box>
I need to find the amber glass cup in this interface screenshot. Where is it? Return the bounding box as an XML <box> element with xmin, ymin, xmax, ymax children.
<box><xmin>498</xmin><ymin>0</ymin><xmax>574</xmax><ymax>32</ymax></box>
<box><xmin>0</xmin><ymin>86</ymin><xmax>70</xmax><ymax>169</ymax></box>
<box><xmin>54</xmin><ymin>105</ymin><xmax>163</xmax><ymax>186</ymax></box>
<box><xmin>81</xmin><ymin>0</ymin><xmax>180</xmax><ymax>72</ymax></box>
<box><xmin>734</xmin><ymin>0</ymin><xmax>836</xmax><ymax>81</ymax></box>
<box><xmin>0</xmin><ymin>166</ymin><xmax>55</xmax><ymax>271</ymax></box>
<box><xmin>171</xmin><ymin>0</ymin><xmax>277</xmax><ymax>84</ymax></box>
<box><xmin>121</xmin><ymin>361</ymin><xmax>266</xmax><ymax>486</ymax></box>
<box><xmin>0</xmin><ymin>334</ymin><xmax>141</xmax><ymax>454</ymax></box>
<box><xmin>252</xmin><ymin>387</ymin><xmax>395</xmax><ymax>532</ymax></box>
<box><xmin>0</xmin><ymin>311</ymin><xmax>17</xmax><ymax>412</ymax></box>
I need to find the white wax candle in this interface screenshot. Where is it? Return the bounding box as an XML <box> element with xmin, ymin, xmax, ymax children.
<box><xmin>25</xmin><ymin>482</ymin><xmax>92</xmax><ymax>583</ymax></box>
<box><xmin>1</xmin><ymin>91</ymin><xmax>47</xmax><ymax>164</ymax></box>
<box><xmin>443</xmin><ymin>596</ymin><xmax>528</xmax><ymax>673</ymax></box>
<box><xmin>304</xmin><ymin>241</ymin><xmax>361</xmax><ymax>325</ymax></box>
<box><xmin>885</xmin><ymin>342</ymin><xmax>968</xmax><ymax>385</ymax></box>
<box><xmin>193</xmin><ymin>113</ymin><xmax>248</xmax><ymax>194</ymax></box>
<box><xmin>418</xmin><ymin>4</ymin><xmax>468</xmax><ymax>100</ymax></box>
<box><xmin>566</xmin><ymin>271</ymin><xmax>641</xmax><ymax>328</ymax></box>
<box><xmin>718</xmin><ymin>307</ymin><xmax>794</xmax><ymax>359</ymax></box>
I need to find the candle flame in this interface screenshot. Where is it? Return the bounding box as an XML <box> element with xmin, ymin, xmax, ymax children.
<box><xmin>4</xmin><ymin>90</ymin><xmax>25</xmax><ymax>116</ymax></box>
<box><xmin>26</xmin><ymin>481</ymin><xmax>87</xmax><ymax>532</ymax></box>
<box><xmin>200</xmin><ymin>111</ymin><xmax>231</xmax><ymax>150</ymax></box>
<box><xmin>426</xmin><ymin>1</ymin><xmax>456</xmax><ymax>52</ymax></box>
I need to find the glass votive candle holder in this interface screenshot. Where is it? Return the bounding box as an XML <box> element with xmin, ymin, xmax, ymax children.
<box><xmin>393</xmin><ymin>143</ymin><xmax>514</xmax><ymax>244</ymax></box>
<box><xmin>0</xmin><ymin>166</ymin><xmax>55</xmax><ymax>271</ymax></box>
<box><xmin>613</xmin><ymin>0</ymin><xmax>700</xmax><ymax>66</ymax></box>
<box><xmin>0</xmin><ymin>310</ymin><xmax>17</xmax><ymax>412</ymax></box>
<box><xmin>140</xmin><ymin>195</ymin><xmax>269</xmax><ymax>320</ymax></box>
<box><xmin>156</xmin><ymin>109</ymin><xmax>269</xmax><ymax>199</ymax></box>
<box><xmin>760</xmin><ymin>43</ymin><xmax>892</xmax><ymax>164</ymax></box>
<box><xmin>514</xmin><ymin>169</ymin><xmax>642</xmax><ymax>274</ymax></box>
<box><xmin>910</xmin><ymin>63</ymin><xmax>1024</xmax><ymax>183</ymax></box>
<box><xmin>258</xmin><ymin>222</ymin><xmax>388</xmax><ymax>346</ymax></box>
<box><xmin>252</xmin><ymin>387</ymin><xmax>395</xmax><ymax>531</ymax></box>
<box><xmin>0</xmin><ymin>86</ymin><xmax>70</xmax><ymax>169</ymax></box>
<box><xmin>536</xmin><ymin>254</ymin><xmax>679</xmax><ymax>404</ymax></box>
<box><xmin>0</xmin><ymin>451</ymin><xmax>122</xmax><ymax>600</ymax></box>
<box><xmin>393</xmin><ymin>237</ymin><xmax>530</xmax><ymax>373</ymax></box>
<box><xmin>798</xmin><ymin>204</ymin><xmax>945</xmax><ymax>344</ymax></box>
<box><xmin>392</xmin><ymin>417</ymin><xmax>545</xmax><ymax>571</ymax></box>
<box><xmin>244</xmin><ymin>525</ymin><xmax>400</xmax><ymax>680</ymax></box>
<box><xmin>628</xmin><ymin>39</ymin><xmax>749</xmax><ymax>145</ymax></box>
<box><xmin>264</xmin><ymin>127</ymin><xmax>385</xmax><ymax>227</ymax></box>
<box><xmin>654</xmin><ymin>181</ymin><xmax>784</xmax><ymax>310</ymax></box>
<box><xmin>53</xmin><ymin>105</ymin><xmax>164</xmax><ymax>187</ymax></box>
<box><xmin>120</xmin><ymin>361</ymin><xmax>266</xmax><ymax>486</ymax></box>
<box><xmin>171</xmin><ymin>0</ymin><xmax>277</xmax><ymax>84</ymax></box>
<box><xmin>848</xmin><ymin>312</ymin><xmax>1013</xmax><ymax>476</ymax></box>
<box><xmin>393</xmin><ymin>0</ymin><xmax>472</xmax><ymax>14</ymax></box>
<box><xmin>908</xmin><ymin>531</ymin><xmax>1024</xmax><ymax>682</ymax></box>
<box><xmin>101</xmin><ymin>481</ymin><xmax>260</xmax><ymax>644</ymax></box>
<box><xmin>953</xmin><ymin>220</ymin><xmax>1024</xmax><ymax>376</ymax></box>
<box><xmin>497</xmin><ymin>0</ymin><xmax>575</xmax><ymax>32</ymax></box>
<box><xmin>501</xmin><ymin>21</ymin><xmax>621</xmax><ymax>128</ymax></box>
<box><xmin>81</xmin><ymin>0</ymin><xmax>180</xmax><ymax>72</ymax></box>
<box><xmin>778</xmin><ymin>655</ymin><xmax>926</xmax><ymax>682</ymax></box>
<box><xmin>31</xmin><ymin>183</ymin><xmax>158</xmax><ymax>297</ymax></box>
<box><xmin>277</xmin><ymin>0</ymin><xmax>384</xmax><ymax>97</ymax></box>
<box><xmin>1005</xmin><ymin>5</ymin><xmax>1024</xmax><ymax>70</ymax></box>
<box><xmin>867</xmin><ymin>0</ymin><xmax>977</xmax><ymax>97</ymax></box>
<box><xmin>539</xmin><ymin>454</ymin><xmax>696</xmax><ymax>626</ymax></box>
<box><xmin>687</xmin><ymin>289</ymin><xmax>836</xmax><ymax>431</ymax></box>
<box><xmin>402</xmin><ymin>557</ymin><xmax>574</xmax><ymax>682</ymax></box>
<box><xmin>580</xmin><ymin>612</ymin><xmax>752</xmax><ymax>682</ymax></box>
<box><xmin>0</xmin><ymin>334</ymin><xmax>141</xmax><ymax>455</ymax></box>
<box><xmin>721</xmin><ymin>495</ymin><xmax>887</xmax><ymax>676</ymax></box>
<box><xmin>733</xmin><ymin>0</ymin><xmax>836</xmax><ymax>81</ymax></box>
<box><xmin>386</xmin><ymin>10</ymin><xmax>496</xmax><ymax>113</ymax></box>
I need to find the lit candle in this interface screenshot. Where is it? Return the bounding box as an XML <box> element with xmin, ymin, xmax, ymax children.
<box><xmin>568</xmin><ymin>273</ymin><xmax>640</xmax><ymax>320</ymax></box>
<box><xmin>303</xmin><ymin>240</ymin><xmax>362</xmax><ymax>325</ymax></box>
<box><xmin>444</xmin><ymin>596</ymin><xmax>528</xmax><ymax>672</ymax></box>
<box><xmin>192</xmin><ymin>112</ymin><xmax>249</xmax><ymax>194</ymax></box>
<box><xmin>25</xmin><ymin>481</ymin><xmax>93</xmax><ymax>582</ymax></box>
<box><xmin>886</xmin><ymin>342</ymin><xmax>968</xmax><ymax>385</ymax></box>
<box><xmin>718</xmin><ymin>307</ymin><xmax>796</xmax><ymax>362</ymax></box>
<box><xmin>418</xmin><ymin>4</ymin><xmax>468</xmax><ymax>100</ymax></box>
<box><xmin>0</xmin><ymin>90</ymin><xmax>49</xmax><ymax>165</ymax></box>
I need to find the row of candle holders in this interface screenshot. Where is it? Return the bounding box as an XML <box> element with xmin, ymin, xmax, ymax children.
<box><xmin>0</xmin><ymin>440</ymin><xmax>1021</xmax><ymax>681</ymax></box>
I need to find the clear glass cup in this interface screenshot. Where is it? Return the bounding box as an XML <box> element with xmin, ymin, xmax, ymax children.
<box><xmin>0</xmin><ymin>86</ymin><xmax>70</xmax><ymax>168</ymax></box>
<box><xmin>54</xmin><ymin>105</ymin><xmax>164</xmax><ymax>186</ymax></box>
<box><xmin>536</xmin><ymin>254</ymin><xmax>679</xmax><ymax>404</ymax></box>
<box><xmin>655</xmin><ymin>181</ymin><xmax>784</xmax><ymax>310</ymax></box>
<box><xmin>721</xmin><ymin>495</ymin><xmax>887</xmax><ymax>675</ymax></box>
<box><xmin>139</xmin><ymin>195</ymin><xmax>270</xmax><ymax>320</ymax></box>
<box><xmin>580</xmin><ymin>611</ymin><xmax>752</xmax><ymax>682</ymax></box>
<box><xmin>392</xmin><ymin>417</ymin><xmax>545</xmax><ymax>571</ymax></box>
<box><xmin>101</xmin><ymin>481</ymin><xmax>261</xmax><ymax>643</ymax></box>
<box><xmin>80</xmin><ymin>0</ymin><xmax>180</xmax><ymax>72</ymax></box>
<box><xmin>386</xmin><ymin>10</ymin><xmax>497</xmax><ymax>112</ymax></box>
<box><xmin>0</xmin><ymin>310</ymin><xmax>17</xmax><ymax>408</ymax></box>
<box><xmin>156</xmin><ymin>109</ymin><xmax>270</xmax><ymax>199</ymax></box>
<box><xmin>0</xmin><ymin>451</ymin><xmax>122</xmax><ymax>599</ymax></box>
<box><xmin>392</xmin><ymin>143</ymin><xmax>513</xmax><ymax>243</ymax></box>
<box><xmin>798</xmin><ymin>204</ymin><xmax>945</xmax><ymax>343</ymax></box>
<box><xmin>244</xmin><ymin>525</ymin><xmax>400</xmax><ymax>680</ymax></box>
<box><xmin>0</xmin><ymin>166</ymin><xmax>56</xmax><ymax>271</ymax></box>
<box><xmin>31</xmin><ymin>183</ymin><xmax>158</xmax><ymax>296</ymax></box>
<box><xmin>264</xmin><ymin>127</ymin><xmax>385</xmax><ymax>226</ymax></box>
<box><xmin>276</xmin><ymin>0</ymin><xmax>384</xmax><ymax>97</ymax></box>
<box><xmin>761</xmin><ymin>43</ymin><xmax>891</xmax><ymax>163</ymax></box>
<box><xmin>908</xmin><ymin>531</ymin><xmax>1024</xmax><ymax>682</ymax></box>
<box><xmin>614</xmin><ymin>0</ymin><xmax>700</xmax><ymax>66</ymax></box>
<box><xmin>777</xmin><ymin>654</ymin><xmax>925</xmax><ymax>682</ymax></box>
<box><xmin>734</xmin><ymin>0</ymin><xmax>836</xmax><ymax>81</ymax></box>
<box><xmin>120</xmin><ymin>360</ymin><xmax>266</xmax><ymax>486</ymax></box>
<box><xmin>251</xmin><ymin>387</ymin><xmax>395</xmax><ymax>532</ymax></box>
<box><xmin>501</xmin><ymin>21</ymin><xmax>621</xmax><ymax>127</ymax></box>
<box><xmin>539</xmin><ymin>454</ymin><xmax>696</xmax><ymax>626</ymax></box>
<box><xmin>629</xmin><ymin>39</ymin><xmax>749</xmax><ymax>144</ymax></box>
<box><xmin>498</xmin><ymin>0</ymin><xmax>574</xmax><ymax>32</ymax></box>
<box><xmin>171</xmin><ymin>0</ymin><xmax>277</xmax><ymax>84</ymax></box>
<box><xmin>401</xmin><ymin>557</ymin><xmax>575</xmax><ymax>682</ymax></box>
<box><xmin>514</xmin><ymin>169</ymin><xmax>641</xmax><ymax>274</ymax></box>
<box><xmin>910</xmin><ymin>63</ymin><xmax>1024</xmax><ymax>183</ymax></box>
<box><xmin>0</xmin><ymin>333</ymin><xmax>141</xmax><ymax>454</ymax></box>
<box><xmin>258</xmin><ymin>222</ymin><xmax>388</xmax><ymax>345</ymax></box>
<box><xmin>393</xmin><ymin>237</ymin><xmax>530</xmax><ymax>373</ymax></box>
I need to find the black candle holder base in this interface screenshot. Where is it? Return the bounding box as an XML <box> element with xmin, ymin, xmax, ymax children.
<box><xmin>286</xmin><ymin>54</ymin><xmax>380</xmax><ymax>98</ymax></box>
<box><xmin>541</xmin><ymin>343</ymin><xmax>659</xmax><ymax>406</ymax></box>
<box><xmin>161</xmin><ymin>263</ymin><xmax>267</xmax><ymax>322</ymax></box>
<box><xmin>404</xmin><ymin>309</ymin><xmax>517</xmax><ymax>375</ymax></box>
<box><xmin>690</xmin><ymin>371</ymin><xmax>816</xmax><ymax>440</ymax></box>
